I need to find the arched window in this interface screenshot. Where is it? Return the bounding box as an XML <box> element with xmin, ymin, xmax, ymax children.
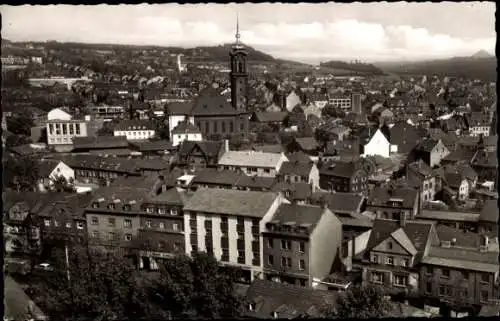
<box><xmin>237</xmin><ymin>61</ymin><xmax>243</xmax><ymax>73</ymax></box>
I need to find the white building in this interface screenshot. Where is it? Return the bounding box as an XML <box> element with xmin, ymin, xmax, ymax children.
<box><xmin>362</xmin><ymin>128</ymin><xmax>391</xmax><ymax>158</ymax></box>
<box><xmin>113</xmin><ymin>119</ymin><xmax>155</xmax><ymax>141</ymax></box>
<box><xmin>165</xmin><ymin>102</ymin><xmax>195</xmax><ymax>140</ymax></box>
<box><xmin>286</xmin><ymin>91</ymin><xmax>302</xmax><ymax>112</ymax></box>
<box><xmin>171</xmin><ymin>121</ymin><xmax>202</xmax><ymax>147</ymax></box>
<box><xmin>218</xmin><ymin>151</ymin><xmax>289</xmax><ymax>178</ymax></box>
<box><xmin>183</xmin><ymin>188</ymin><xmax>286</xmax><ymax>282</ymax></box>
<box><xmin>37</xmin><ymin>159</ymin><xmax>75</xmax><ymax>192</ymax></box>
<box><xmin>328</xmin><ymin>95</ymin><xmax>352</xmax><ymax>112</ymax></box>
<box><xmin>46</xmin><ymin>108</ymin><xmax>91</xmax><ymax>146</ymax></box>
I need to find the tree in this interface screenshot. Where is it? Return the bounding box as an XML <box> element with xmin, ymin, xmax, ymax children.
<box><xmin>321</xmin><ymin>104</ymin><xmax>338</xmax><ymax>119</ymax></box>
<box><xmin>6</xmin><ymin>110</ymin><xmax>34</xmax><ymax>136</ymax></box>
<box><xmin>323</xmin><ymin>284</ymin><xmax>392</xmax><ymax>319</ymax></box>
<box><xmin>152</xmin><ymin>252</ymin><xmax>244</xmax><ymax>319</ymax></box>
<box><xmin>5</xmin><ymin>134</ymin><xmax>32</xmax><ymax>149</ymax></box>
<box><xmin>29</xmin><ymin>245</ymin><xmax>153</xmax><ymax>321</ymax></box>
<box><xmin>96</xmin><ymin>122</ymin><xmax>115</xmax><ymax>137</ymax></box>
<box><xmin>4</xmin><ymin>155</ymin><xmax>40</xmax><ymax>192</ymax></box>
<box><xmin>50</xmin><ymin>176</ymin><xmax>76</xmax><ymax>193</ymax></box>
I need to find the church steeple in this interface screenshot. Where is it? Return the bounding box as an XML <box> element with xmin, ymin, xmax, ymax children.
<box><xmin>229</xmin><ymin>13</ymin><xmax>248</xmax><ymax>111</ymax></box>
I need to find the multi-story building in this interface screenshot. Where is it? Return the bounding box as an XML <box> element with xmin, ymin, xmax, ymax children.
<box><xmin>410</xmin><ymin>138</ymin><xmax>450</xmax><ymax>168</ymax></box>
<box><xmin>218</xmin><ymin>150</ymin><xmax>289</xmax><ymax>178</ymax></box>
<box><xmin>183</xmin><ymin>188</ymin><xmax>284</xmax><ymax>283</ymax></box>
<box><xmin>262</xmin><ymin>203</ymin><xmax>342</xmax><ymax>287</ymax></box>
<box><xmin>113</xmin><ymin>119</ymin><xmax>156</xmax><ymax>141</ymax></box>
<box><xmin>328</xmin><ymin>94</ymin><xmax>352</xmax><ymax>112</ymax></box>
<box><xmin>137</xmin><ymin>188</ymin><xmax>192</xmax><ymax>270</ymax></box>
<box><xmin>278</xmin><ymin>160</ymin><xmax>319</xmax><ymax>189</ymax></box>
<box><xmin>465</xmin><ymin>112</ymin><xmax>491</xmax><ymax>137</ymax></box>
<box><xmin>406</xmin><ymin>160</ymin><xmax>438</xmax><ymax>203</ymax></box>
<box><xmin>420</xmin><ymin>234</ymin><xmax>500</xmax><ymax>310</ymax></box>
<box><xmin>319</xmin><ymin>160</ymin><xmax>368</xmax><ymax>194</ymax></box>
<box><xmin>85</xmin><ymin>105</ymin><xmax>125</xmax><ymax>121</ymax></box>
<box><xmin>366</xmin><ymin>186</ymin><xmax>420</xmax><ymax>221</ymax></box>
<box><xmin>177</xmin><ymin>140</ymin><xmax>226</xmax><ymax>169</ymax></box>
<box><xmin>171</xmin><ymin>120</ymin><xmax>203</xmax><ymax>147</ymax></box>
<box><xmin>357</xmin><ymin>219</ymin><xmax>437</xmax><ymax>296</ymax></box>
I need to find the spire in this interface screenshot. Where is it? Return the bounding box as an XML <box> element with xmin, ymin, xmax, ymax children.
<box><xmin>235</xmin><ymin>13</ymin><xmax>241</xmax><ymax>45</ymax></box>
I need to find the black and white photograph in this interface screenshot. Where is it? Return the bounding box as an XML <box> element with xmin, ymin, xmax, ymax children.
<box><xmin>1</xmin><ymin>2</ymin><xmax>498</xmax><ymax>320</ymax></box>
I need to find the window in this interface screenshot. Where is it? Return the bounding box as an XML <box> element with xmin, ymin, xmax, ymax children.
<box><xmin>426</xmin><ymin>282</ymin><xmax>432</xmax><ymax>294</ymax></box>
<box><xmin>481</xmin><ymin>290</ymin><xmax>489</xmax><ymax>302</ymax></box>
<box><xmin>299</xmin><ymin>259</ymin><xmax>306</xmax><ymax>270</ymax></box>
<box><xmin>371</xmin><ymin>254</ymin><xmax>379</xmax><ymax>263</ymax></box>
<box><xmin>146</xmin><ymin>207</ymin><xmax>154</xmax><ymax>213</ymax></box>
<box><xmin>281</xmin><ymin>240</ymin><xmax>292</xmax><ymax>250</ymax></box>
<box><xmin>426</xmin><ymin>266</ymin><xmax>433</xmax><ymax>275</ymax></box>
<box><xmin>49</xmin><ymin>124</ymin><xmax>54</xmax><ymax>134</ymax></box>
<box><xmin>238</xmin><ymin>250</ymin><xmax>245</xmax><ymax>258</ymax></box>
<box><xmin>75</xmin><ymin>123</ymin><xmax>81</xmax><ymax>135</ymax></box>
<box><xmin>386</xmin><ymin>256</ymin><xmax>394</xmax><ymax>265</ymax></box>
<box><xmin>159</xmin><ymin>222</ymin><xmax>165</xmax><ymax>229</ymax></box>
<box><xmin>108</xmin><ymin>203</ymin><xmax>115</xmax><ymax>210</ymax></box>
<box><xmin>442</xmin><ymin>268</ymin><xmax>450</xmax><ymax>278</ymax></box>
<box><xmin>158</xmin><ymin>208</ymin><xmax>166</xmax><ymax>214</ymax></box>
<box><xmin>108</xmin><ymin>218</ymin><xmax>115</xmax><ymax>227</ymax></box>
<box><xmin>66</xmin><ymin>222</ymin><xmax>72</xmax><ymax>229</ymax></box>
<box><xmin>173</xmin><ymin>223</ymin><xmax>179</xmax><ymax>231</ymax></box>
<box><xmin>281</xmin><ymin>257</ymin><xmax>292</xmax><ymax>268</ymax></box>
<box><xmin>44</xmin><ymin>219</ymin><xmax>51</xmax><ymax>227</ymax></box>
<box><xmin>299</xmin><ymin>242</ymin><xmax>305</xmax><ymax>253</ymax></box>
<box><xmin>481</xmin><ymin>273</ymin><xmax>490</xmax><ymax>283</ymax></box>
<box><xmin>124</xmin><ymin>219</ymin><xmax>132</xmax><ymax>228</ymax></box>
<box><xmin>76</xmin><ymin>222</ymin><xmax>84</xmax><ymax>230</ymax></box>
<box><xmin>69</xmin><ymin>124</ymin><xmax>74</xmax><ymax>135</ymax></box>
<box><xmin>108</xmin><ymin>232</ymin><xmax>116</xmax><ymax>241</ymax></box>
<box><xmin>394</xmin><ymin>275</ymin><xmax>407</xmax><ymax>286</ymax></box>
<box><xmin>229</xmin><ymin>121</ymin><xmax>234</xmax><ymax>132</ymax></box>
<box><xmin>91</xmin><ymin>231</ymin><xmax>99</xmax><ymax>239</ymax></box>
<box><xmin>267</xmin><ymin>238</ymin><xmax>274</xmax><ymax>248</ymax></box>
<box><xmin>401</xmin><ymin>258</ymin><xmax>409</xmax><ymax>267</ymax></box>
<box><xmin>91</xmin><ymin>217</ymin><xmax>99</xmax><ymax>225</ymax></box>
<box><xmin>145</xmin><ymin>220</ymin><xmax>152</xmax><ymax>228</ymax></box>
<box><xmin>62</xmin><ymin>124</ymin><xmax>67</xmax><ymax>135</ymax></box>
<box><xmin>125</xmin><ymin>234</ymin><xmax>132</xmax><ymax>241</ymax></box>
<box><xmin>268</xmin><ymin>255</ymin><xmax>274</xmax><ymax>265</ymax></box>
<box><xmin>371</xmin><ymin>272</ymin><xmax>383</xmax><ymax>284</ymax></box>
<box><xmin>461</xmin><ymin>271</ymin><xmax>469</xmax><ymax>280</ymax></box>
<box><xmin>170</xmin><ymin>208</ymin><xmax>178</xmax><ymax>216</ymax></box>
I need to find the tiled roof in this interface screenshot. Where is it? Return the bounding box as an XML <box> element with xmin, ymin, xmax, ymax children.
<box><xmin>166</xmin><ymin>101</ymin><xmax>194</xmax><ymax>115</ymax></box>
<box><xmin>272</xmin><ymin>182</ymin><xmax>313</xmax><ymax>201</ymax></box>
<box><xmin>218</xmin><ymin>150</ymin><xmax>287</xmax><ymax>168</ymax></box>
<box><xmin>38</xmin><ymin>159</ymin><xmax>61</xmax><ymax>177</ymax></box>
<box><xmin>178</xmin><ymin>140</ymin><xmax>223</xmax><ymax>159</ymax></box>
<box><xmin>294</xmin><ymin>137</ymin><xmax>320</xmax><ymax>151</ymax></box>
<box><xmin>252</xmin><ymin>144</ymin><xmax>286</xmax><ymax>154</ymax></box>
<box><xmin>319</xmin><ymin>160</ymin><xmax>359</xmax><ymax>178</ymax></box>
<box><xmin>234</xmin><ymin>175</ymin><xmax>277</xmax><ymax>190</ymax></box>
<box><xmin>171</xmin><ymin>120</ymin><xmax>201</xmax><ymax>134</ymax></box>
<box><xmin>146</xmin><ymin>187</ymin><xmax>192</xmax><ymax>205</ymax></box>
<box><xmin>286</xmin><ymin>151</ymin><xmax>312</xmax><ymax>164</ymax></box>
<box><xmin>87</xmin><ymin>185</ymin><xmax>152</xmax><ymax>212</ymax></box>
<box><xmin>183</xmin><ymin>188</ymin><xmax>279</xmax><ymax>218</ymax></box>
<box><xmin>422</xmin><ymin>246</ymin><xmax>499</xmax><ymax>273</ymax></box>
<box><xmin>417</xmin><ymin>210</ymin><xmax>480</xmax><ymax>222</ymax></box>
<box><xmin>130</xmin><ymin>139</ymin><xmax>174</xmax><ymax>152</ymax></box>
<box><xmin>245</xmin><ymin>279</ymin><xmax>337</xmax><ymax>319</ymax></box>
<box><xmin>367</xmin><ymin>186</ymin><xmax>418</xmax><ymax>209</ymax></box>
<box><xmin>9</xmin><ymin>144</ymin><xmax>48</xmax><ymax>156</ymax></box>
<box><xmin>310</xmin><ymin>192</ymin><xmax>364</xmax><ymax>214</ymax></box>
<box><xmin>113</xmin><ymin>119</ymin><xmax>155</xmax><ymax>131</ymax></box>
<box><xmin>434</xmin><ymin>225</ymin><xmax>485</xmax><ymax>248</ymax></box>
<box><xmin>252</xmin><ymin>111</ymin><xmax>288</xmax><ymax>123</ymax></box>
<box><xmin>191</xmin><ymin>87</ymin><xmax>244</xmax><ymax>116</ymax></box>
<box><xmin>407</xmin><ymin>160</ymin><xmax>433</xmax><ymax>177</ymax></box>
<box><xmin>72</xmin><ymin>136</ymin><xmax>129</xmax><ymax>150</ymax></box>
<box><xmin>191</xmin><ymin>168</ymin><xmax>241</xmax><ymax>186</ymax></box>
<box><xmin>279</xmin><ymin>161</ymin><xmax>313</xmax><ymax>177</ymax></box>
<box><xmin>443</xmin><ymin>172</ymin><xmax>464</xmax><ymax>189</ymax></box>
<box><xmin>135</xmin><ymin>158</ymin><xmax>171</xmax><ymax>171</ymax></box>
<box><xmin>268</xmin><ymin>203</ymin><xmax>326</xmax><ymax>234</ymax></box>
<box><xmin>38</xmin><ymin>193</ymin><xmax>94</xmax><ymax>220</ymax></box>
<box><xmin>415</xmin><ymin>138</ymin><xmax>439</xmax><ymax>153</ymax></box>
<box><xmin>480</xmin><ymin>199</ymin><xmax>499</xmax><ymax>223</ymax></box>
<box><xmin>56</xmin><ymin>155</ymin><xmax>139</xmax><ymax>173</ymax></box>
<box><xmin>471</xmin><ymin>150</ymin><xmax>497</xmax><ymax>167</ymax></box>
<box><xmin>441</xmin><ymin>147</ymin><xmax>476</xmax><ymax>163</ymax></box>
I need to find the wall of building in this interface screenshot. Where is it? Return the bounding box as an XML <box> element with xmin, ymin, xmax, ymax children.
<box><xmin>430</xmin><ymin>141</ymin><xmax>450</xmax><ymax>167</ymax></box>
<box><xmin>172</xmin><ymin>132</ymin><xmax>202</xmax><ymax>147</ymax></box>
<box><xmin>47</xmin><ymin>121</ymin><xmax>88</xmax><ymax>145</ymax></box>
<box><xmin>85</xmin><ymin>211</ymin><xmax>141</xmax><ymax>245</ymax></box>
<box><xmin>310</xmin><ymin>208</ymin><xmax>342</xmax><ymax>280</ymax></box>
<box><xmin>363</xmin><ymin>130</ymin><xmax>390</xmax><ymax>158</ymax></box>
<box><xmin>114</xmin><ymin>130</ymin><xmax>155</xmax><ymax>141</ymax></box>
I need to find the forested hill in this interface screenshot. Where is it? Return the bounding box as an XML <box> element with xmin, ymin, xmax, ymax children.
<box><xmin>375</xmin><ymin>55</ymin><xmax>496</xmax><ymax>82</ymax></box>
<box><xmin>319</xmin><ymin>60</ymin><xmax>385</xmax><ymax>75</ymax></box>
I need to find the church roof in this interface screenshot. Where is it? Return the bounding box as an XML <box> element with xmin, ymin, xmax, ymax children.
<box><xmin>190</xmin><ymin>87</ymin><xmax>245</xmax><ymax>116</ymax></box>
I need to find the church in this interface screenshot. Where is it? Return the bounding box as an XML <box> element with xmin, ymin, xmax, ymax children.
<box><xmin>179</xmin><ymin>19</ymin><xmax>250</xmax><ymax>139</ymax></box>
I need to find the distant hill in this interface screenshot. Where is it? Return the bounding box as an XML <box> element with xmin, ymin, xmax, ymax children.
<box><xmin>375</xmin><ymin>55</ymin><xmax>496</xmax><ymax>82</ymax></box>
<box><xmin>319</xmin><ymin>60</ymin><xmax>385</xmax><ymax>75</ymax></box>
<box><xmin>471</xmin><ymin>49</ymin><xmax>493</xmax><ymax>59</ymax></box>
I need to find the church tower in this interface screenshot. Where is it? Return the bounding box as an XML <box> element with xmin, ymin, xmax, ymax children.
<box><xmin>230</xmin><ymin>15</ymin><xmax>248</xmax><ymax>111</ymax></box>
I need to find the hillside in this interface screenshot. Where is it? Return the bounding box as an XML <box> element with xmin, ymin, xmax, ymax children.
<box><xmin>319</xmin><ymin>60</ymin><xmax>385</xmax><ymax>75</ymax></box>
<box><xmin>375</xmin><ymin>55</ymin><xmax>496</xmax><ymax>82</ymax></box>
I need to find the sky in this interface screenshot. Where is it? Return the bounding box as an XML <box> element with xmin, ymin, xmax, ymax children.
<box><xmin>1</xmin><ymin>2</ymin><xmax>496</xmax><ymax>64</ymax></box>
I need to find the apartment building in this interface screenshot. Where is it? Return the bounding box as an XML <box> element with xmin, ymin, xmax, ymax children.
<box><xmin>262</xmin><ymin>203</ymin><xmax>343</xmax><ymax>287</ymax></box>
<box><xmin>328</xmin><ymin>94</ymin><xmax>352</xmax><ymax>112</ymax></box>
<box><xmin>366</xmin><ymin>186</ymin><xmax>420</xmax><ymax>221</ymax></box>
<box><xmin>113</xmin><ymin>119</ymin><xmax>156</xmax><ymax>141</ymax></box>
<box><xmin>319</xmin><ymin>160</ymin><xmax>369</xmax><ymax>194</ymax></box>
<box><xmin>218</xmin><ymin>150</ymin><xmax>289</xmax><ymax>178</ymax></box>
<box><xmin>182</xmin><ymin>188</ymin><xmax>284</xmax><ymax>283</ymax></box>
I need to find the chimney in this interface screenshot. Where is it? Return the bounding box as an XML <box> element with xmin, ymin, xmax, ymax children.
<box><xmin>451</xmin><ymin>238</ymin><xmax>457</xmax><ymax>246</ymax></box>
<box><xmin>224</xmin><ymin>139</ymin><xmax>230</xmax><ymax>153</ymax></box>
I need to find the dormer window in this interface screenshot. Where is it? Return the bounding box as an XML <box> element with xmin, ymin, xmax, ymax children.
<box><xmin>108</xmin><ymin>203</ymin><xmax>115</xmax><ymax>210</ymax></box>
<box><xmin>249</xmin><ymin>303</ymin><xmax>255</xmax><ymax>311</ymax></box>
<box><xmin>146</xmin><ymin>207</ymin><xmax>154</xmax><ymax>213</ymax></box>
<box><xmin>171</xmin><ymin>208</ymin><xmax>178</xmax><ymax>216</ymax></box>
<box><xmin>123</xmin><ymin>204</ymin><xmax>131</xmax><ymax>211</ymax></box>
<box><xmin>92</xmin><ymin>202</ymin><xmax>99</xmax><ymax>208</ymax></box>
<box><xmin>158</xmin><ymin>208</ymin><xmax>166</xmax><ymax>215</ymax></box>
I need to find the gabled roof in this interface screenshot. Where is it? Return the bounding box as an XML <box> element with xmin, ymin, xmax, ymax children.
<box><xmin>38</xmin><ymin>159</ymin><xmax>62</xmax><ymax>177</ymax></box>
<box><xmin>234</xmin><ymin>175</ymin><xmax>277</xmax><ymax>190</ymax></box>
<box><xmin>245</xmin><ymin>279</ymin><xmax>337</xmax><ymax>319</ymax></box>
<box><xmin>319</xmin><ymin>160</ymin><xmax>361</xmax><ymax>178</ymax></box>
<box><xmin>443</xmin><ymin>172</ymin><xmax>464</xmax><ymax>189</ymax></box>
<box><xmin>146</xmin><ymin>187</ymin><xmax>192</xmax><ymax>205</ymax></box>
<box><xmin>178</xmin><ymin>140</ymin><xmax>223</xmax><ymax>159</ymax></box>
<box><xmin>129</xmin><ymin>139</ymin><xmax>174</xmax><ymax>152</ymax></box>
<box><xmin>268</xmin><ymin>203</ymin><xmax>327</xmax><ymax>234</ymax></box>
<box><xmin>171</xmin><ymin>120</ymin><xmax>201</xmax><ymax>134</ymax></box>
<box><xmin>191</xmin><ymin>87</ymin><xmax>244</xmax><ymax>116</ymax></box>
<box><xmin>407</xmin><ymin>160</ymin><xmax>432</xmax><ymax>177</ymax></box>
<box><xmin>279</xmin><ymin>161</ymin><xmax>313</xmax><ymax>176</ymax></box>
<box><xmin>310</xmin><ymin>192</ymin><xmax>364</xmax><ymax>214</ymax></box>
<box><xmin>293</xmin><ymin>137</ymin><xmax>321</xmax><ymax>151</ymax></box>
<box><xmin>415</xmin><ymin>138</ymin><xmax>440</xmax><ymax>153</ymax></box>
<box><xmin>252</xmin><ymin>111</ymin><xmax>288</xmax><ymax>123</ymax></box>
<box><xmin>367</xmin><ymin>186</ymin><xmax>418</xmax><ymax>209</ymax></box>
<box><xmin>272</xmin><ymin>182</ymin><xmax>313</xmax><ymax>201</ymax></box>
<box><xmin>114</xmin><ymin>119</ymin><xmax>155</xmax><ymax>131</ymax></box>
<box><xmin>166</xmin><ymin>101</ymin><xmax>194</xmax><ymax>115</ymax></box>
<box><xmin>422</xmin><ymin>246</ymin><xmax>499</xmax><ymax>273</ymax></box>
<box><xmin>286</xmin><ymin>151</ymin><xmax>312</xmax><ymax>164</ymax></box>
<box><xmin>252</xmin><ymin>144</ymin><xmax>286</xmax><ymax>154</ymax></box>
<box><xmin>183</xmin><ymin>188</ymin><xmax>279</xmax><ymax>218</ymax></box>
<box><xmin>390</xmin><ymin>228</ymin><xmax>418</xmax><ymax>256</ymax></box>
<box><xmin>471</xmin><ymin>149</ymin><xmax>497</xmax><ymax>167</ymax></box>
<box><xmin>218</xmin><ymin>150</ymin><xmax>287</xmax><ymax>168</ymax></box>
<box><xmin>191</xmin><ymin>168</ymin><xmax>241</xmax><ymax>186</ymax></box>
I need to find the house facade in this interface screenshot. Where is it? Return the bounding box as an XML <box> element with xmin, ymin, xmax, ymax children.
<box><xmin>183</xmin><ymin>188</ymin><xmax>284</xmax><ymax>283</ymax></box>
<box><xmin>319</xmin><ymin>161</ymin><xmax>368</xmax><ymax>194</ymax></box>
<box><xmin>113</xmin><ymin>119</ymin><xmax>156</xmax><ymax>141</ymax></box>
<box><xmin>362</xmin><ymin>128</ymin><xmax>391</xmax><ymax>159</ymax></box>
<box><xmin>262</xmin><ymin>203</ymin><xmax>343</xmax><ymax>287</ymax></box>
<box><xmin>171</xmin><ymin>120</ymin><xmax>203</xmax><ymax>147</ymax></box>
<box><xmin>218</xmin><ymin>150</ymin><xmax>289</xmax><ymax>178</ymax></box>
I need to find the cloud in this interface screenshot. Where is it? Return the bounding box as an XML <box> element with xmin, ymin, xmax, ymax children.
<box><xmin>0</xmin><ymin>3</ymin><xmax>495</xmax><ymax>63</ymax></box>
